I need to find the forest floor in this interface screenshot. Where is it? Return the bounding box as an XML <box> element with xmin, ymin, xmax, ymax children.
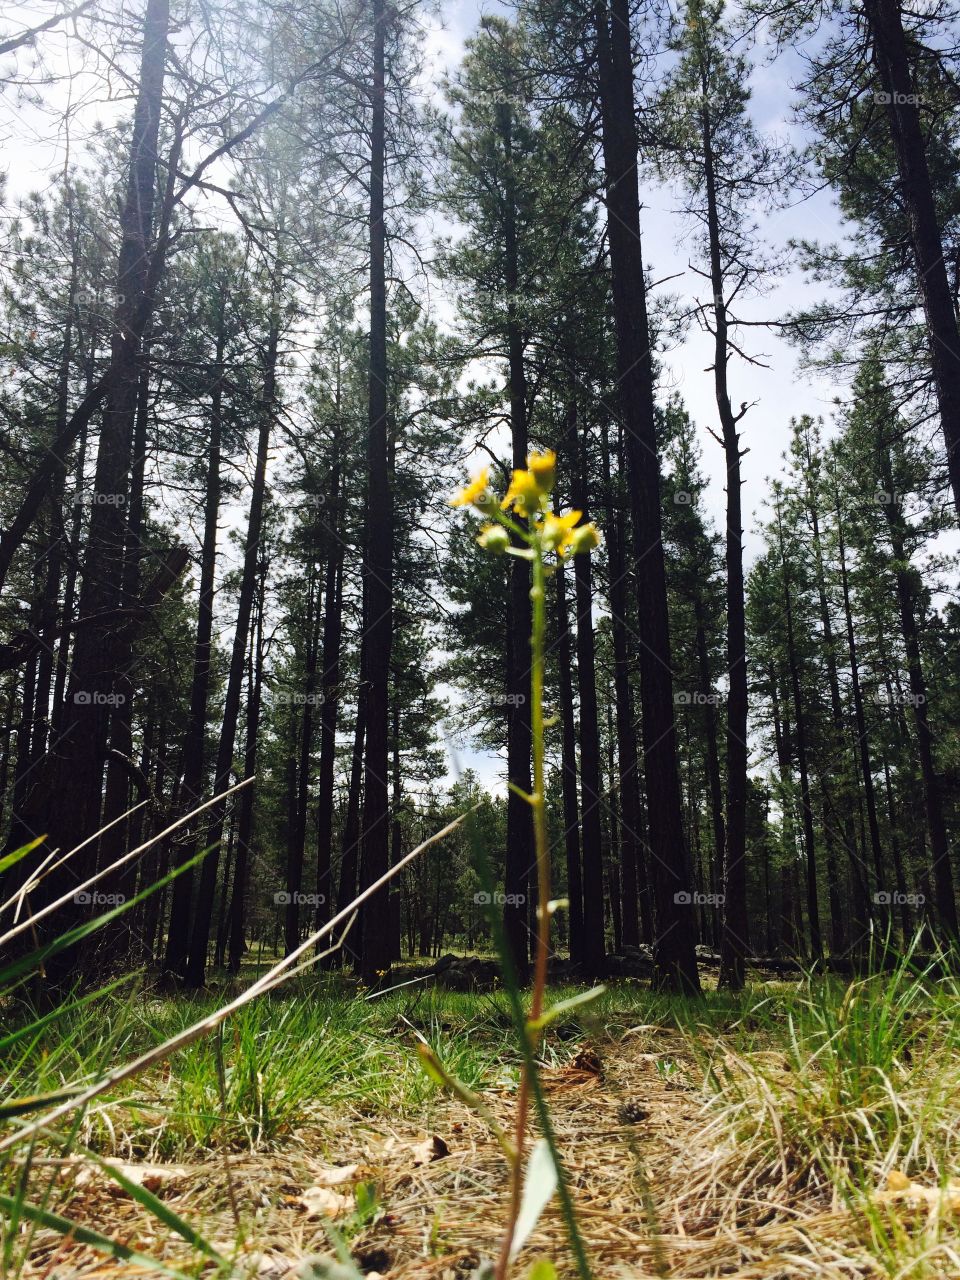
<box><xmin>9</xmin><ymin>967</ymin><xmax>960</xmax><ymax>1280</ymax></box>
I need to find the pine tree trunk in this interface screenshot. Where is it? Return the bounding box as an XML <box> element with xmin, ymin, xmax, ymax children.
<box><xmin>694</xmin><ymin>606</ymin><xmax>726</xmax><ymax>948</ymax></box>
<box><xmin>51</xmin><ymin>319</ymin><xmax>98</xmax><ymax>737</ymax></box>
<box><xmin>51</xmin><ymin>413</ymin><xmax>90</xmax><ymax>734</ymax></box>
<box><xmin>184</xmin><ymin>308</ymin><xmax>279</xmax><ymax>988</ymax></box>
<box><xmin>229</xmin><ymin>577</ymin><xmax>266</xmax><ymax>973</ymax></box>
<box><xmin>139</xmin><ymin>714</ymin><xmax>168</xmax><ymax>959</ymax></box>
<box><xmin>315</xmin><ymin>448</ymin><xmax>344</xmax><ymax>940</ymax></box>
<box><xmin>356</xmin><ymin>0</ymin><xmax>394</xmax><ymax>986</ymax></box>
<box><xmin>863</xmin><ymin>0</ymin><xmax>960</xmax><ymax>520</ymax></box>
<box><xmin>11</xmin><ymin>0</ymin><xmax>170</xmax><ymax>960</ymax></box>
<box><xmin>553</xmin><ymin>560</ymin><xmax>583</xmax><ymax>962</ymax></box>
<box><xmin>776</xmin><ymin>501</ymin><xmax>823</xmax><ymax>960</ymax></box>
<box><xmin>285</xmin><ymin>570</ymin><xmax>322</xmax><ymax>955</ymax></box>
<box><xmin>601</xmin><ymin>424</ymin><xmax>648</xmax><ymax>944</ymax></box>
<box><xmin>605</xmin><ymin>701</ymin><xmax>623</xmax><ymax>952</ymax></box>
<box><xmin>699</xmin><ymin>97</ymin><xmax>748</xmax><ymax>989</ymax></box>
<box><xmin>876</xmin><ymin>451</ymin><xmax>957</xmax><ymax>934</ymax></box>
<box><xmin>804</xmin><ymin>461</ymin><xmax>861</xmax><ymax>954</ymax></box>
<box><xmin>30</xmin><ymin>245</ymin><xmax>79</xmax><ymax>768</ymax></box>
<box><xmin>283</xmin><ymin>706</ymin><xmax>302</xmax><ymax>954</ymax></box>
<box><xmin>337</xmin><ymin>680</ymin><xmax>367</xmax><ymax>967</ymax></box>
<box><xmin>497</xmin><ymin>93</ymin><xmax>533</xmax><ymax>980</ymax></box>
<box><xmin>215</xmin><ymin>819</ymin><xmax>235</xmax><ymax>968</ymax></box>
<box><xmin>165</xmin><ymin>326</ymin><xmax>225</xmax><ymax>977</ymax></box>
<box><xmin>568</xmin><ymin>403</ymin><xmax>605</xmax><ymax>975</ymax></box>
<box><xmin>595</xmin><ymin>0</ymin><xmax>699</xmax><ymax>993</ymax></box>
<box><xmin>97</xmin><ymin>345</ymin><xmax>153</xmax><ymax>957</ymax></box>
<box><xmin>882</xmin><ymin>758</ymin><xmax>914</xmax><ymax>941</ymax></box>
<box><xmin>834</xmin><ymin>487</ymin><xmax>886</xmax><ymax>904</ymax></box>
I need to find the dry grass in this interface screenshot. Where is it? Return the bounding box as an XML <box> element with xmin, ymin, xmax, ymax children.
<box><xmin>17</xmin><ymin>996</ymin><xmax>960</xmax><ymax>1280</ymax></box>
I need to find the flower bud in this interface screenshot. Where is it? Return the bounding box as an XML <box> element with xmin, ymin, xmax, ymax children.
<box><xmin>567</xmin><ymin>521</ymin><xmax>600</xmax><ymax>555</ymax></box>
<box><xmin>477</xmin><ymin>523</ymin><xmax>510</xmax><ymax>554</ymax></box>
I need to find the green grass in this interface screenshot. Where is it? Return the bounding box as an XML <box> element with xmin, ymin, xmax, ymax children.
<box><xmin>1</xmin><ymin>974</ymin><xmax>762</xmax><ymax>1161</ymax></box>
<box><xmin>5</xmin><ymin>955</ymin><xmax>960</xmax><ymax>1279</ymax></box>
<box><xmin>2</xmin><ymin>980</ymin><xmax>568</xmax><ymax>1160</ymax></box>
<box><xmin>671</xmin><ymin>944</ymin><xmax>960</xmax><ymax>1272</ymax></box>
<box><xmin>7</xmin><ymin>960</ymin><xmax>960</xmax><ymax>1179</ymax></box>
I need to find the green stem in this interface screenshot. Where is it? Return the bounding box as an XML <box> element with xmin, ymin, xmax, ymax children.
<box><xmin>496</xmin><ymin>535</ymin><xmax>552</xmax><ymax>1279</ymax></box>
<box><xmin>529</xmin><ymin>540</ymin><xmax>550</xmax><ymax>1022</ymax></box>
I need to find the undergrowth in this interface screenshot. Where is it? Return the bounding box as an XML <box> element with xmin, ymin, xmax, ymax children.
<box><xmin>5</xmin><ymin>956</ymin><xmax>960</xmax><ymax>1278</ymax></box>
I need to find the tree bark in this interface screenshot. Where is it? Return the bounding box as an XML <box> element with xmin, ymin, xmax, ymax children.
<box><xmin>228</xmin><ymin>571</ymin><xmax>266</xmax><ymax>973</ymax></box>
<box><xmin>601</xmin><ymin>422</ymin><xmax>647</xmax><ymax>945</ymax></box>
<box><xmin>315</xmin><ymin>450</ymin><xmax>344</xmax><ymax>941</ymax></box>
<box><xmin>497</xmin><ymin>91</ymin><xmax>533</xmax><ymax>980</ymax></box>
<box><xmin>595</xmin><ymin>0</ymin><xmax>699</xmax><ymax>992</ymax></box>
<box><xmin>775</xmin><ymin>498</ymin><xmax>823</xmax><ymax>960</ymax></box>
<box><xmin>568</xmin><ymin>403</ymin><xmax>605</xmax><ymax>975</ymax></box>
<box><xmin>336</xmin><ymin>676</ymin><xmax>367</xmax><ymax>967</ymax></box>
<box><xmin>164</xmin><ymin>325</ymin><xmax>225</xmax><ymax>977</ymax></box>
<box><xmin>863</xmin><ymin>0</ymin><xmax>960</xmax><ymax>520</ymax></box>
<box><xmin>184</xmin><ymin>306</ymin><xmax>279</xmax><ymax>988</ymax></box>
<box><xmin>285</xmin><ymin>568</ymin><xmax>322</xmax><ymax>955</ymax></box>
<box><xmin>697</xmin><ymin>90</ymin><xmax>749</xmax><ymax>989</ymax></box>
<box><xmin>356</xmin><ymin>0</ymin><xmax>394</xmax><ymax>986</ymax></box>
<box><xmin>9</xmin><ymin>0</ymin><xmax>171</xmax><ymax>961</ymax></box>
<box><xmin>554</xmin><ymin>559</ymin><xmax>583</xmax><ymax>962</ymax></box>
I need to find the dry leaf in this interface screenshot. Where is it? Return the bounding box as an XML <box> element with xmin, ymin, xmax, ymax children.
<box><xmin>297</xmin><ymin>1185</ymin><xmax>353</xmax><ymax>1219</ymax></box>
<box><xmin>876</xmin><ymin>1174</ymin><xmax>960</xmax><ymax>1213</ymax></box>
<box><xmin>67</xmin><ymin>1159</ymin><xmax>188</xmax><ymax>1194</ymax></box>
<box><xmin>411</xmin><ymin>1134</ymin><xmax>450</xmax><ymax>1165</ymax></box>
<box><xmin>311</xmin><ymin>1163</ymin><xmax>358</xmax><ymax>1186</ymax></box>
<box><xmin>110</xmin><ymin>1162</ymin><xmax>190</xmax><ymax>1195</ymax></box>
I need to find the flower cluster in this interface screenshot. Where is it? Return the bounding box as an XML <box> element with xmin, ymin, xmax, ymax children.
<box><xmin>450</xmin><ymin>449</ymin><xmax>601</xmax><ymax>559</ymax></box>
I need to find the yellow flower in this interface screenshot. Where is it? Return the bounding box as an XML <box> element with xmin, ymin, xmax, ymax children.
<box><xmin>527</xmin><ymin>448</ymin><xmax>556</xmax><ymax>495</ymax></box>
<box><xmin>566</xmin><ymin>521</ymin><xmax>601</xmax><ymax>556</ymax></box>
<box><xmin>451</xmin><ymin>467</ymin><xmax>497</xmax><ymax>514</ymax></box>
<box><xmin>541</xmin><ymin>509</ymin><xmax>582</xmax><ymax>554</ymax></box>
<box><xmin>501</xmin><ymin>468</ymin><xmax>542</xmax><ymax>518</ymax></box>
<box><xmin>477</xmin><ymin>523</ymin><xmax>510</xmax><ymax>554</ymax></box>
